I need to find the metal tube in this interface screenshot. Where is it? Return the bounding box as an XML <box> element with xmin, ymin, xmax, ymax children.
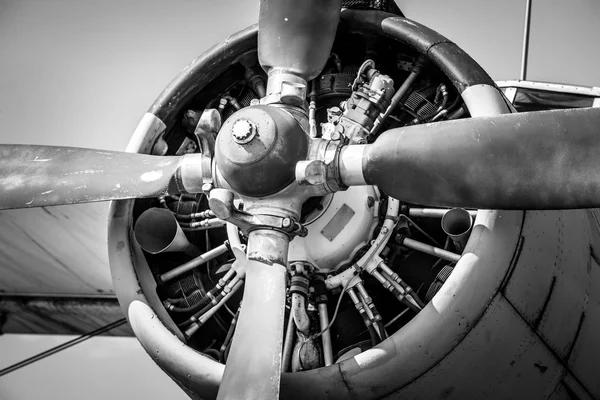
<box><xmin>359</xmin><ymin>294</ymin><xmax>376</xmax><ymax>324</ymax></box>
<box><xmin>373</xmin><ymin>268</ymin><xmax>421</xmax><ymax>312</ymax></box>
<box><xmin>186</xmin><ymin>218</ymin><xmax>226</xmax><ymax>230</ymax></box>
<box><xmin>409</xmin><ymin>208</ymin><xmax>477</xmax><ymax>218</ymax></box>
<box><xmin>226</xmin><ymin>223</ymin><xmax>243</xmax><ymax>253</ymax></box>
<box><xmin>318</xmin><ymin>303</ymin><xmax>333</xmax><ymax>366</ymax></box>
<box><xmin>246</xmin><ymin>229</ymin><xmax>289</xmax><ymax>266</ymax></box>
<box><xmin>176</xmin><ymin>209</ymin><xmax>215</xmax><ymax>220</ymax></box>
<box><xmin>355</xmin><ymin>283</ymin><xmax>384</xmax><ymax>340</ymax></box>
<box><xmin>520</xmin><ymin>0</ymin><xmax>532</xmax><ymax>81</ymax></box>
<box><xmin>134</xmin><ymin>208</ymin><xmax>201</xmax><ymax>257</ymax></box>
<box><xmin>371</xmin><ymin>60</ymin><xmax>423</xmax><ymax>135</ymax></box>
<box><xmin>309</xmin><ymin>81</ymin><xmax>318</xmax><ymax>138</ymax></box>
<box><xmin>160</xmin><ymin>243</ymin><xmax>229</xmax><ymax>283</ymax></box>
<box><xmin>219</xmin><ymin>306</ymin><xmax>241</xmax><ymax>362</ymax></box>
<box><xmin>377</xmin><ymin>269</ymin><xmax>423</xmax><ymax>311</ymax></box>
<box><xmin>441</xmin><ymin>208</ymin><xmax>474</xmax><ymax>253</ymax></box>
<box><xmin>282</xmin><ymin>310</ymin><xmax>296</xmax><ymax>373</ymax></box>
<box><xmin>346</xmin><ymin>287</ymin><xmax>361</xmax><ymax>305</ymax></box>
<box><xmin>347</xmin><ymin>286</ymin><xmax>377</xmax><ymax>345</ymax></box>
<box><xmin>401</xmin><ymin>237</ymin><xmax>461</xmax><ymax>263</ymax></box>
<box><xmin>291</xmin><ymin>293</ymin><xmax>310</xmax><ymax>336</ymax></box>
<box><xmin>185</xmin><ymin>280</ymin><xmax>243</xmax><ymax>337</ymax></box>
<box><xmin>384</xmin><ymin>308</ymin><xmax>410</xmax><ymax>329</ymax></box>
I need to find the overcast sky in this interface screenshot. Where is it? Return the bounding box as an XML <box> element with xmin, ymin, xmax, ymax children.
<box><xmin>0</xmin><ymin>0</ymin><xmax>598</xmax><ymax>399</ymax></box>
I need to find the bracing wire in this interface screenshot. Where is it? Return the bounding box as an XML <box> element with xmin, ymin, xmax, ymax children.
<box><xmin>0</xmin><ymin>318</ymin><xmax>127</xmax><ymax>378</ymax></box>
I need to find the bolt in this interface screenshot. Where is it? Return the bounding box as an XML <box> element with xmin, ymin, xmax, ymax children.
<box><xmin>367</xmin><ymin>196</ymin><xmax>375</xmax><ymax>208</ymax></box>
<box><xmin>301</xmin><ymin>160</ymin><xmax>327</xmax><ymax>186</ymax></box>
<box><xmin>395</xmin><ymin>233</ymin><xmax>405</xmax><ymax>244</ymax></box>
<box><xmin>282</xmin><ymin>218</ymin><xmax>292</xmax><ymax>228</ymax></box>
<box><xmin>231</xmin><ymin>119</ymin><xmax>257</xmax><ymax>144</ymax></box>
<box><xmin>331</xmin><ymin>131</ymin><xmax>341</xmax><ymax>141</ymax></box>
<box><xmin>202</xmin><ymin>183</ymin><xmax>213</xmax><ymax>193</ymax></box>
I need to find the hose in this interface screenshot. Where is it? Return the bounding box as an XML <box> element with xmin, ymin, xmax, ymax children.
<box><xmin>310</xmin><ymin>278</ymin><xmax>353</xmax><ymax>340</ymax></box>
<box><xmin>367</xmin><ymin>324</ymin><xmax>380</xmax><ymax>346</ymax></box>
<box><xmin>219</xmin><ymin>305</ymin><xmax>241</xmax><ymax>362</ymax></box>
<box><xmin>370</xmin><ymin>57</ymin><xmax>425</xmax><ymax>135</ymax></box>
<box><xmin>375</xmin><ymin>320</ymin><xmax>388</xmax><ymax>340</ymax></box>
<box><xmin>168</xmin><ymin>294</ymin><xmax>211</xmax><ymax>314</ymax></box>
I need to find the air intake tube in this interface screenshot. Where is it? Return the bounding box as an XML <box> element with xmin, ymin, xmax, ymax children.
<box><xmin>134</xmin><ymin>208</ymin><xmax>200</xmax><ymax>257</ymax></box>
<box><xmin>441</xmin><ymin>208</ymin><xmax>473</xmax><ymax>253</ymax></box>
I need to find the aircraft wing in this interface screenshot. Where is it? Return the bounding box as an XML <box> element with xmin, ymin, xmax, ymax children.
<box><xmin>0</xmin><ymin>0</ymin><xmax>258</xmax><ymax>339</ymax></box>
<box><xmin>0</xmin><ymin>203</ymin><xmax>133</xmax><ymax>336</ymax></box>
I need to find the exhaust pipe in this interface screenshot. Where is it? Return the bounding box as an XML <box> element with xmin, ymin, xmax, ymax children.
<box><xmin>441</xmin><ymin>208</ymin><xmax>473</xmax><ymax>253</ymax></box>
<box><xmin>134</xmin><ymin>208</ymin><xmax>201</xmax><ymax>257</ymax></box>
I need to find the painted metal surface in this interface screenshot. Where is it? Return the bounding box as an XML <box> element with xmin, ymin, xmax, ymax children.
<box><xmin>258</xmin><ymin>0</ymin><xmax>342</xmax><ymax>82</ymax></box>
<box><xmin>0</xmin><ymin>145</ymin><xmax>205</xmax><ymax>210</ymax></box>
<box><xmin>0</xmin><ymin>203</ymin><xmax>112</xmax><ymax>296</ymax></box>
<box><xmin>217</xmin><ymin>229</ymin><xmax>290</xmax><ymax>400</ymax></box>
<box><xmin>496</xmin><ymin>80</ymin><xmax>600</xmax><ymax>97</ymax></box>
<box><xmin>363</xmin><ymin>108</ymin><xmax>600</xmax><ymax>210</ymax></box>
<box><xmin>380</xmin><ymin>209</ymin><xmax>600</xmax><ymax>399</ymax></box>
<box><xmin>390</xmin><ymin>295</ymin><xmax>564</xmax><ymax>399</ymax></box>
<box><xmin>288</xmin><ymin>186</ymin><xmax>379</xmax><ymax>273</ymax></box>
<box><xmin>0</xmin><ymin>296</ymin><xmax>132</xmax><ymax>336</ymax></box>
<box><xmin>129</xmin><ymin>300</ymin><xmax>220</xmax><ymax>400</ymax></box>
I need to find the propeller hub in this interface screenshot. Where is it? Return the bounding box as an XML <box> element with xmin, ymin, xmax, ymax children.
<box><xmin>215</xmin><ymin>105</ymin><xmax>309</xmax><ymax>197</ymax></box>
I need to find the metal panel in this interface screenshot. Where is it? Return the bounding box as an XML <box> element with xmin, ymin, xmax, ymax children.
<box><xmin>495</xmin><ymin>80</ymin><xmax>600</xmax><ymax>97</ymax></box>
<box><xmin>385</xmin><ymin>294</ymin><xmax>564</xmax><ymax>400</ymax></box>
<box><xmin>0</xmin><ymin>296</ymin><xmax>132</xmax><ymax>336</ymax></box>
<box><xmin>504</xmin><ymin>209</ymin><xmax>594</xmax><ymax>366</ymax></box>
<box><xmin>504</xmin><ymin>211</ymin><xmax>564</xmax><ymax>325</ymax></box>
<box><xmin>0</xmin><ymin>203</ymin><xmax>113</xmax><ymax>296</ymax></box>
<box><xmin>567</xmin><ymin>254</ymin><xmax>600</xmax><ymax>399</ymax></box>
<box><xmin>546</xmin><ymin>382</ymin><xmax>575</xmax><ymax>400</ymax></box>
<box><xmin>536</xmin><ymin>210</ymin><xmax>591</xmax><ymax>360</ymax></box>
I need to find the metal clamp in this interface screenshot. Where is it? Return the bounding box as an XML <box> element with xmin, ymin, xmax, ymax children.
<box><xmin>295</xmin><ymin>137</ymin><xmax>347</xmax><ymax>193</ymax></box>
<box><xmin>208</xmin><ymin>188</ymin><xmax>307</xmax><ymax>237</ymax></box>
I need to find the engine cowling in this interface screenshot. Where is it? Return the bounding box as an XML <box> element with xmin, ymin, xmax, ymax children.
<box><xmin>108</xmin><ymin>9</ymin><xmax>600</xmax><ymax>400</ymax></box>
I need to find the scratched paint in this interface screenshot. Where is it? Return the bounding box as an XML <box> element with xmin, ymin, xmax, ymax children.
<box><xmin>64</xmin><ymin>169</ymin><xmax>104</xmax><ymax>176</ymax></box>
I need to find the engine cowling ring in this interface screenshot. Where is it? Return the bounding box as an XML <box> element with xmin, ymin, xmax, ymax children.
<box><xmin>108</xmin><ymin>10</ymin><xmax>524</xmax><ymax>400</ymax></box>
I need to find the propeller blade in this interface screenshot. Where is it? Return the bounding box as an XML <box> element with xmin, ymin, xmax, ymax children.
<box><xmin>0</xmin><ymin>145</ymin><xmax>207</xmax><ymax>210</ymax></box>
<box><xmin>258</xmin><ymin>0</ymin><xmax>341</xmax><ymax>81</ymax></box>
<box><xmin>360</xmin><ymin>107</ymin><xmax>600</xmax><ymax>210</ymax></box>
<box><xmin>216</xmin><ymin>254</ymin><xmax>287</xmax><ymax>400</ymax></box>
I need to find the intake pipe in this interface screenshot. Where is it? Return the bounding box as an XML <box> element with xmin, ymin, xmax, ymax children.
<box><xmin>134</xmin><ymin>208</ymin><xmax>201</xmax><ymax>257</ymax></box>
<box><xmin>441</xmin><ymin>207</ymin><xmax>474</xmax><ymax>253</ymax></box>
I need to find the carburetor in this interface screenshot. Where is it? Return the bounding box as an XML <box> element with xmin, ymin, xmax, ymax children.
<box><xmin>326</xmin><ymin>60</ymin><xmax>395</xmax><ymax>144</ymax></box>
